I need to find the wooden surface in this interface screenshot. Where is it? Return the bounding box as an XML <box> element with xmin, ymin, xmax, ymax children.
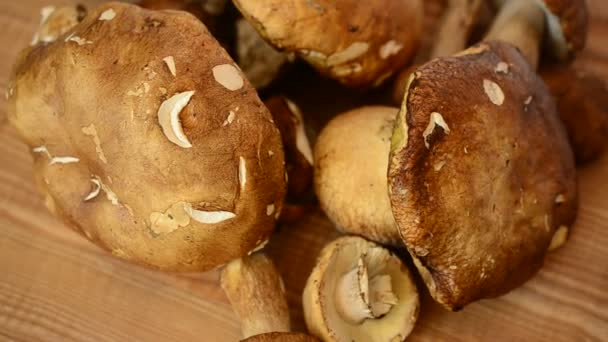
<box><xmin>1</xmin><ymin>1</ymin><xmax>608</xmax><ymax>341</ymax></box>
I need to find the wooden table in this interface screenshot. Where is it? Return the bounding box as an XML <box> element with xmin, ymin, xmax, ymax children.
<box><xmin>1</xmin><ymin>1</ymin><xmax>607</xmax><ymax>341</ymax></box>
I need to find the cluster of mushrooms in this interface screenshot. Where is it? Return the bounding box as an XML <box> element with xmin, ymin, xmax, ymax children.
<box><xmin>6</xmin><ymin>0</ymin><xmax>607</xmax><ymax>341</ymax></box>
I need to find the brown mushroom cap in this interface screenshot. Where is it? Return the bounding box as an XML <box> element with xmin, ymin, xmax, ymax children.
<box><xmin>539</xmin><ymin>0</ymin><xmax>588</xmax><ymax>59</ymax></box>
<box><xmin>314</xmin><ymin>106</ymin><xmax>400</xmax><ymax>245</ymax></box>
<box><xmin>7</xmin><ymin>2</ymin><xmax>286</xmax><ymax>272</ymax></box>
<box><xmin>388</xmin><ymin>41</ymin><xmax>577</xmax><ymax>310</ymax></box>
<box><xmin>540</xmin><ymin>64</ymin><xmax>608</xmax><ymax>164</ymax></box>
<box><xmin>242</xmin><ymin>332</ymin><xmax>319</xmax><ymax>342</ymax></box>
<box><xmin>303</xmin><ymin>236</ymin><xmax>419</xmax><ymax>342</ymax></box>
<box><xmin>265</xmin><ymin>96</ymin><xmax>313</xmax><ymax>198</ymax></box>
<box><xmin>232</xmin><ymin>0</ymin><xmax>423</xmax><ymax>87</ymax></box>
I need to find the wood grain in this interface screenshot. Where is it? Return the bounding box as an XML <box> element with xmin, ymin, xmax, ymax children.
<box><xmin>1</xmin><ymin>1</ymin><xmax>608</xmax><ymax>341</ymax></box>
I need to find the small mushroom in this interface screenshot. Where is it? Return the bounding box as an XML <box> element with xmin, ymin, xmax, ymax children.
<box><xmin>485</xmin><ymin>0</ymin><xmax>588</xmax><ymax>68</ymax></box>
<box><xmin>388</xmin><ymin>41</ymin><xmax>577</xmax><ymax>310</ymax></box>
<box><xmin>540</xmin><ymin>64</ymin><xmax>608</xmax><ymax>164</ymax></box>
<box><xmin>314</xmin><ymin>106</ymin><xmax>400</xmax><ymax>246</ymax></box>
<box><xmin>303</xmin><ymin>236</ymin><xmax>419</xmax><ymax>342</ymax></box>
<box><xmin>7</xmin><ymin>3</ymin><xmax>286</xmax><ymax>272</ymax></box>
<box><xmin>392</xmin><ymin>0</ymin><xmax>486</xmax><ymax>104</ymax></box>
<box><xmin>232</xmin><ymin>0</ymin><xmax>423</xmax><ymax>87</ymax></box>
<box><xmin>221</xmin><ymin>253</ymin><xmax>319</xmax><ymax>342</ymax></box>
<box><xmin>265</xmin><ymin>96</ymin><xmax>313</xmax><ymax>199</ymax></box>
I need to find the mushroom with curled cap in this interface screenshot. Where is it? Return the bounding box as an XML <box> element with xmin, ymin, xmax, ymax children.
<box><xmin>388</xmin><ymin>41</ymin><xmax>577</xmax><ymax>310</ymax></box>
<box><xmin>231</xmin><ymin>0</ymin><xmax>423</xmax><ymax>88</ymax></box>
<box><xmin>221</xmin><ymin>253</ymin><xmax>319</xmax><ymax>342</ymax></box>
<box><xmin>540</xmin><ymin>64</ymin><xmax>608</xmax><ymax>164</ymax></box>
<box><xmin>485</xmin><ymin>0</ymin><xmax>588</xmax><ymax>69</ymax></box>
<box><xmin>7</xmin><ymin>2</ymin><xmax>286</xmax><ymax>272</ymax></box>
<box><xmin>303</xmin><ymin>236</ymin><xmax>420</xmax><ymax>342</ymax></box>
<box><xmin>314</xmin><ymin>106</ymin><xmax>401</xmax><ymax>246</ymax></box>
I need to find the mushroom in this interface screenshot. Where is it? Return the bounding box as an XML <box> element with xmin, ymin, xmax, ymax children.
<box><xmin>265</xmin><ymin>96</ymin><xmax>313</xmax><ymax>199</ymax></box>
<box><xmin>7</xmin><ymin>3</ymin><xmax>286</xmax><ymax>272</ymax></box>
<box><xmin>303</xmin><ymin>236</ymin><xmax>419</xmax><ymax>342</ymax></box>
<box><xmin>221</xmin><ymin>253</ymin><xmax>319</xmax><ymax>342</ymax></box>
<box><xmin>232</xmin><ymin>0</ymin><xmax>424</xmax><ymax>87</ymax></box>
<box><xmin>314</xmin><ymin>106</ymin><xmax>400</xmax><ymax>246</ymax></box>
<box><xmin>485</xmin><ymin>0</ymin><xmax>588</xmax><ymax>69</ymax></box>
<box><xmin>540</xmin><ymin>64</ymin><xmax>608</xmax><ymax>164</ymax></box>
<box><xmin>388</xmin><ymin>41</ymin><xmax>577</xmax><ymax>310</ymax></box>
<box><xmin>392</xmin><ymin>0</ymin><xmax>486</xmax><ymax>104</ymax></box>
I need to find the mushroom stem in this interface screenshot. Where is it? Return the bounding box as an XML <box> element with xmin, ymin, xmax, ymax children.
<box><xmin>430</xmin><ymin>0</ymin><xmax>484</xmax><ymax>59</ymax></box>
<box><xmin>221</xmin><ymin>253</ymin><xmax>291</xmax><ymax>339</ymax></box>
<box><xmin>484</xmin><ymin>0</ymin><xmax>545</xmax><ymax>69</ymax></box>
<box><xmin>335</xmin><ymin>258</ymin><xmax>398</xmax><ymax>324</ymax></box>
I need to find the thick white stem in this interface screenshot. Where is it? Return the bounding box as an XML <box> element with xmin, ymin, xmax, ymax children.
<box><xmin>221</xmin><ymin>253</ymin><xmax>291</xmax><ymax>339</ymax></box>
<box><xmin>484</xmin><ymin>0</ymin><xmax>545</xmax><ymax>69</ymax></box>
<box><xmin>430</xmin><ymin>0</ymin><xmax>484</xmax><ymax>59</ymax></box>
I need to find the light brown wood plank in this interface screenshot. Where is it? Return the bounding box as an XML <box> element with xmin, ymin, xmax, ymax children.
<box><xmin>1</xmin><ymin>0</ymin><xmax>608</xmax><ymax>341</ymax></box>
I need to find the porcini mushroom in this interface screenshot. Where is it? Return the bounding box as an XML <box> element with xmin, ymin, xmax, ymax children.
<box><xmin>221</xmin><ymin>253</ymin><xmax>319</xmax><ymax>342</ymax></box>
<box><xmin>314</xmin><ymin>106</ymin><xmax>400</xmax><ymax>245</ymax></box>
<box><xmin>540</xmin><ymin>64</ymin><xmax>608</xmax><ymax>163</ymax></box>
<box><xmin>485</xmin><ymin>0</ymin><xmax>588</xmax><ymax>69</ymax></box>
<box><xmin>265</xmin><ymin>96</ymin><xmax>313</xmax><ymax>198</ymax></box>
<box><xmin>232</xmin><ymin>0</ymin><xmax>424</xmax><ymax>87</ymax></box>
<box><xmin>303</xmin><ymin>236</ymin><xmax>419</xmax><ymax>342</ymax></box>
<box><xmin>388</xmin><ymin>41</ymin><xmax>577</xmax><ymax>310</ymax></box>
<box><xmin>7</xmin><ymin>2</ymin><xmax>286</xmax><ymax>271</ymax></box>
<box><xmin>392</xmin><ymin>0</ymin><xmax>486</xmax><ymax>104</ymax></box>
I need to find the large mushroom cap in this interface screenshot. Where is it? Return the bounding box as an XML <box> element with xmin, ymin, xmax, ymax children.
<box><xmin>314</xmin><ymin>106</ymin><xmax>400</xmax><ymax>245</ymax></box>
<box><xmin>232</xmin><ymin>0</ymin><xmax>423</xmax><ymax>87</ymax></box>
<box><xmin>303</xmin><ymin>236</ymin><xmax>419</xmax><ymax>342</ymax></box>
<box><xmin>388</xmin><ymin>41</ymin><xmax>577</xmax><ymax>310</ymax></box>
<box><xmin>7</xmin><ymin>2</ymin><xmax>286</xmax><ymax>272</ymax></box>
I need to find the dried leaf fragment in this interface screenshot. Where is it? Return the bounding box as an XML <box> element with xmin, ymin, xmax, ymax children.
<box><xmin>423</xmin><ymin>112</ymin><xmax>451</xmax><ymax>148</ymax></box>
<box><xmin>157</xmin><ymin>91</ymin><xmax>195</xmax><ymax>148</ymax></box>
<box><xmin>163</xmin><ymin>56</ymin><xmax>176</xmax><ymax>77</ymax></box>
<box><xmin>99</xmin><ymin>8</ymin><xmax>116</xmax><ymax>21</ymax></box>
<box><xmin>212</xmin><ymin>64</ymin><xmax>244</xmax><ymax>91</ymax></box>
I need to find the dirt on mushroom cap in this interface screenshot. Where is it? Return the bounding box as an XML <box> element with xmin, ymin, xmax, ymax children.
<box><xmin>388</xmin><ymin>41</ymin><xmax>577</xmax><ymax>310</ymax></box>
<box><xmin>232</xmin><ymin>0</ymin><xmax>423</xmax><ymax>87</ymax></box>
<box><xmin>7</xmin><ymin>2</ymin><xmax>286</xmax><ymax>272</ymax></box>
